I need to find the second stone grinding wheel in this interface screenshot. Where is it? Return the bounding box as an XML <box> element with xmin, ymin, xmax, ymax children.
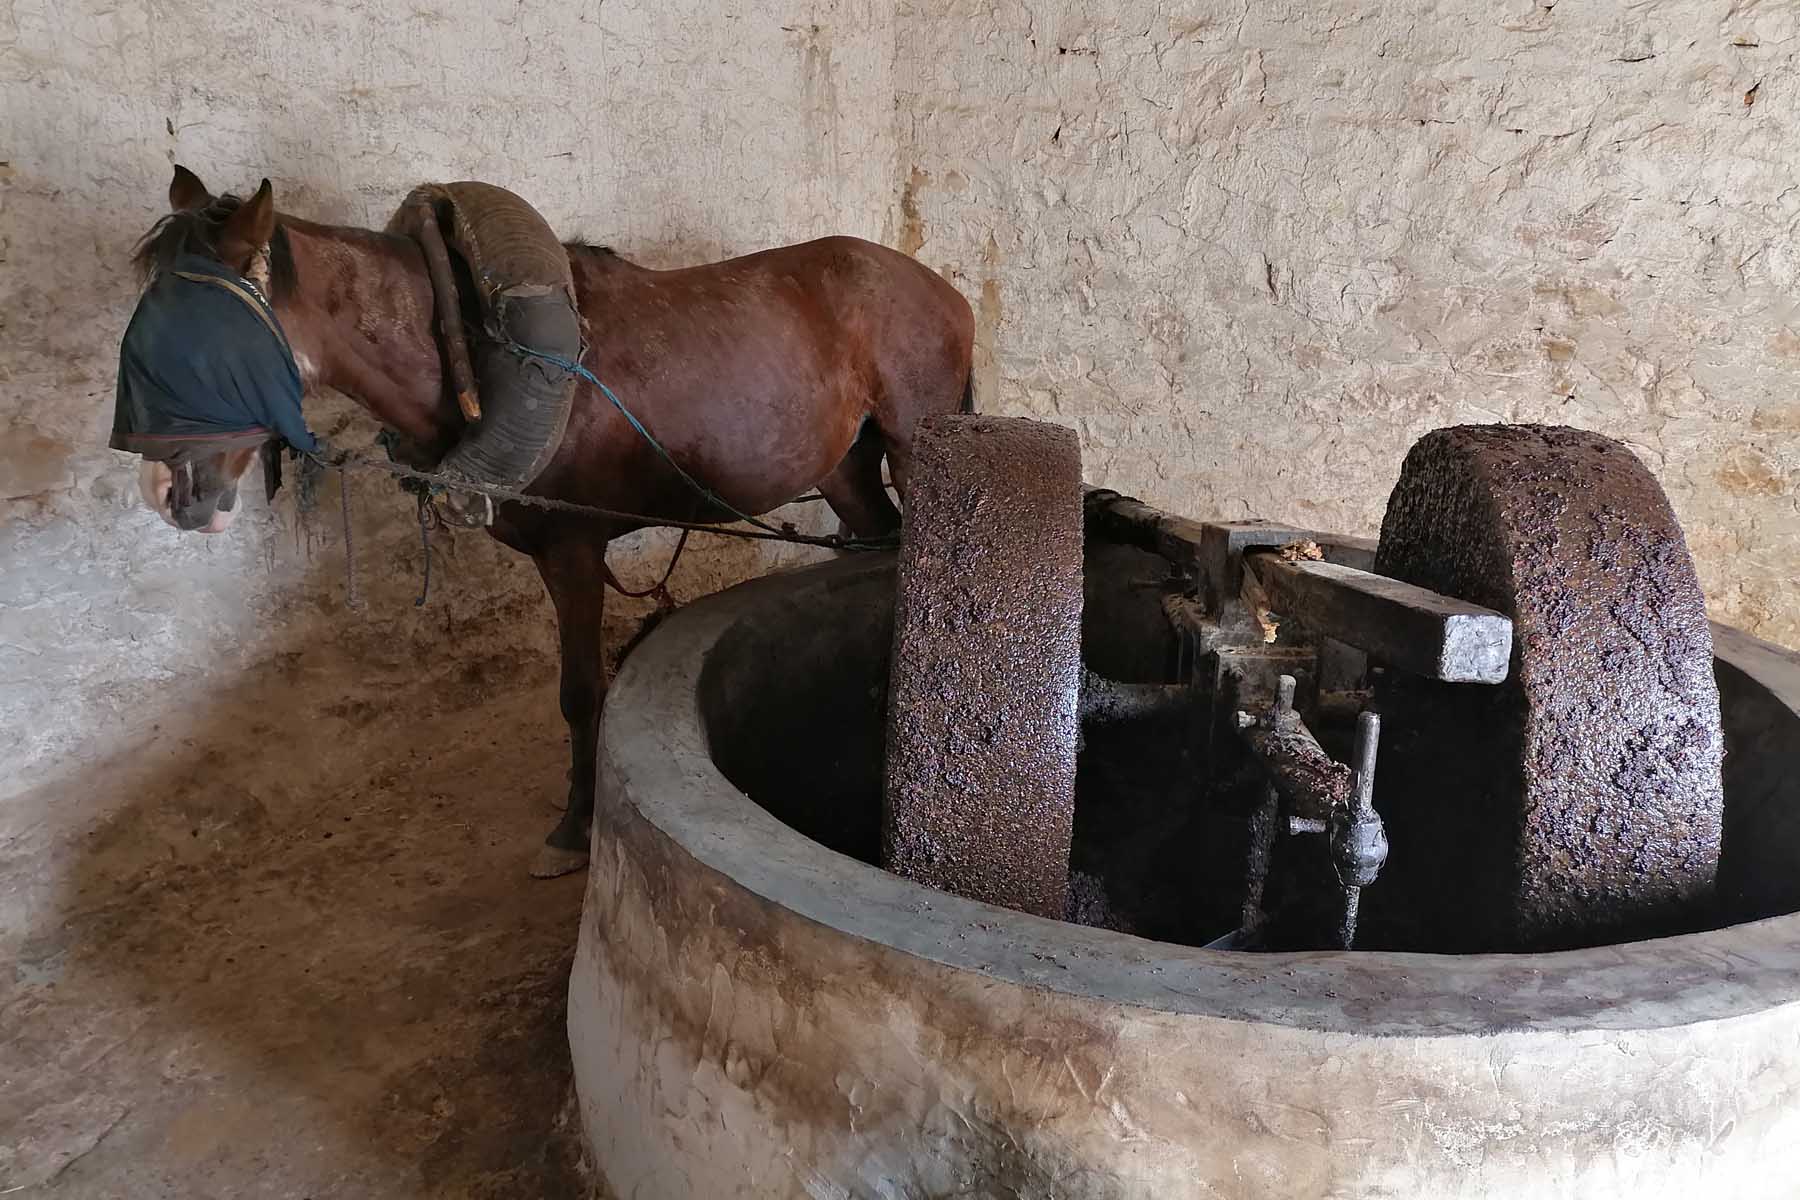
<box><xmin>1365</xmin><ymin>424</ymin><xmax>1724</xmax><ymax>952</ymax></box>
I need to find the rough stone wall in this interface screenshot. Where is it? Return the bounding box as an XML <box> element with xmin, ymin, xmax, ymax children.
<box><xmin>0</xmin><ymin>1</ymin><xmax>893</xmax><ymax>776</ymax></box>
<box><xmin>894</xmin><ymin>0</ymin><xmax>1800</xmax><ymax>649</ymax></box>
<box><xmin>4</xmin><ymin>0</ymin><xmax>1797</xmax><ymax>779</ymax></box>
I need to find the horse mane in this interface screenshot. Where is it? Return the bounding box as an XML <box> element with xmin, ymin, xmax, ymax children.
<box><xmin>132</xmin><ymin>193</ymin><xmax>297</xmax><ymax>299</ymax></box>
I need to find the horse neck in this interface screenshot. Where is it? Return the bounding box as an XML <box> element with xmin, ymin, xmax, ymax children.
<box><xmin>274</xmin><ymin>218</ymin><xmax>457</xmax><ymax>451</ymax></box>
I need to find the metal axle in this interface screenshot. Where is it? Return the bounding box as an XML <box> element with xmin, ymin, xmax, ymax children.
<box><xmin>1330</xmin><ymin>711</ymin><xmax>1389</xmax><ymax>949</ymax></box>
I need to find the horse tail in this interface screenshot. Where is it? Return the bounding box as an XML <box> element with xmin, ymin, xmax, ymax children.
<box><xmin>960</xmin><ymin>371</ymin><xmax>976</xmax><ymax>414</ymax></box>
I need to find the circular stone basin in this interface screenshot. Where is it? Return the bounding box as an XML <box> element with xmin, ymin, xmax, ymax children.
<box><xmin>568</xmin><ymin>552</ymin><xmax>1800</xmax><ymax>1199</ymax></box>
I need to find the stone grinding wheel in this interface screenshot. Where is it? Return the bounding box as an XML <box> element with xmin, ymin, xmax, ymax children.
<box><xmin>1367</xmin><ymin>425</ymin><xmax>1724</xmax><ymax>952</ymax></box>
<box><xmin>882</xmin><ymin>414</ymin><xmax>1084</xmax><ymax>919</ymax></box>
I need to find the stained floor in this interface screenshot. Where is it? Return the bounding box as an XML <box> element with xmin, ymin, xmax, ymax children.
<box><xmin>0</xmin><ymin>631</ymin><xmax>592</xmax><ymax>1198</ymax></box>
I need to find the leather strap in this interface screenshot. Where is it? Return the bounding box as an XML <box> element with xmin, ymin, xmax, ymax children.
<box><xmin>173</xmin><ymin>270</ymin><xmax>293</xmax><ymax>355</ymax></box>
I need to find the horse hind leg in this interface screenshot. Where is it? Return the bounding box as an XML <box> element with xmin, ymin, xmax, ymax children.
<box><xmin>877</xmin><ymin>370</ymin><xmax>971</xmax><ymax>505</ymax></box>
<box><xmin>817</xmin><ymin>420</ymin><xmax>902</xmax><ymax>540</ymax></box>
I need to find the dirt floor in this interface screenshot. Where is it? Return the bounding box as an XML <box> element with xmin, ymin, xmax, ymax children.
<box><xmin>0</xmin><ymin>629</ymin><xmax>594</xmax><ymax>1197</ymax></box>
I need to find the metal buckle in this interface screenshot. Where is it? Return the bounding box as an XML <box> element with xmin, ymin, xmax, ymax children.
<box><xmin>441</xmin><ymin>489</ymin><xmax>494</xmax><ymax>528</ymax></box>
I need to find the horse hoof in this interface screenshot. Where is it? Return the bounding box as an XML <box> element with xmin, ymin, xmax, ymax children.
<box><xmin>529</xmin><ymin>844</ymin><xmax>589</xmax><ymax>879</ymax></box>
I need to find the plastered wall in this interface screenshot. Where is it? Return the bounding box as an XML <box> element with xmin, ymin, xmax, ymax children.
<box><xmin>895</xmin><ymin>0</ymin><xmax>1799</xmax><ymax>646</ymax></box>
<box><xmin>0</xmin><ymin>1</ymin><xmax>895</xmax><ymax>774</ymax></box>
<box><xmin>2</xmin><ymin>0</ymin><xmax>1795</xmax><ymax>778</ymax></box>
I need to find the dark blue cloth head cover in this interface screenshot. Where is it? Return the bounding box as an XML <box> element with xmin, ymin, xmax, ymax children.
<box><xmin>111</xmin><ymin>253</ymin><xmax>316</xmax><ymax>463</ymax></box>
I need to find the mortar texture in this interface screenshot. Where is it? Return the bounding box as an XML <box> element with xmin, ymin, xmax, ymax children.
<box><xmin>894</xmin><ymin>0</ymin><xmax>1800</xmax><ymax>651</ymax></box>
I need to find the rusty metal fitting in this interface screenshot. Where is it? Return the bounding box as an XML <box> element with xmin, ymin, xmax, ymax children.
<box><xmin>1330</xmin><ymin>808</ymin><xmax>1389</xmax><ymax>889</ymax></box>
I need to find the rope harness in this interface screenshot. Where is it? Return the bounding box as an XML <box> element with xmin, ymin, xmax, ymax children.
<box><xmin>303</xmin><ymin>435</ymin><xmax>888</xmax><ymax>610</ymax></box>
<box><xmin>308</xmin><ymin>444</ymin><xmax>882</xmax><ymax>549</ymax></box>
<box><xmin>504</xmin><ymin>342</ymin><xmax>833</xmax><ymax>542</ymax></box>
<box><xmin>313</xmin><ymin>236</ymin><xmax>901</xmax><ymax>606</ymax></box>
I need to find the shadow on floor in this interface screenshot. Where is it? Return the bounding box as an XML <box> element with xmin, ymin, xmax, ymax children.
<box><xmin>2</xmin><ymin>601</ymin><xmax>593</xmax><ymax>1198</ymax></box>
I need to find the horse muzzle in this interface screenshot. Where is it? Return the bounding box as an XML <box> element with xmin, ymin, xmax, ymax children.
<box><xmin>175</xmin><ymin>497</ymin><xmax>238</xmax><ymax>534</ymax></box>
<box><xmin>139</xmin><ymin>460</ymin><xmax>239</xmax><ymax>533</ymax></box>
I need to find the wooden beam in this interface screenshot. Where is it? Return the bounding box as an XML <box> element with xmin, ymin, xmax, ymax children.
<box><xmin>1247</xmin><ymin>552</ymin><xmax>1513</xmax><ymax>684</ymax></box>
<box><xmin>408</xmin><ymin>199</ymin><xmax>483</xmax><ymax>423</ymax></box>
<box><xmin>1082</xmin><ymin>487</ymin><xmax>1211</xmax><ymax>572</ymax></box>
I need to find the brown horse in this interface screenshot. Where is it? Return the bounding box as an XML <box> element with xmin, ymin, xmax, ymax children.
<box><xmin>128</xmin><ymin>166</ymin><xmax>975</xmax><ymax>877</ymax></box>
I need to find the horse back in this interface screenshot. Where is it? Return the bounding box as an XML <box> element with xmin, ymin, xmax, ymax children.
<box><xmin>535</xmin><ymin>236</ymin><xmax>972</xmax><ymax>523</ymax></box>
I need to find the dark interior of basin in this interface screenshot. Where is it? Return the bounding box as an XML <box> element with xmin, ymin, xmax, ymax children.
<box><xmin>698</xmin><ymin>546</ymin><xmax>1800</xmax><ymax>951</ymax></box>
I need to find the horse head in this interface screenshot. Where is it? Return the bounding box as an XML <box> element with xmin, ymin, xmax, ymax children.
<box><xmin>124</xmin><ymin>166</ymin><xmax>299</xmax><ymax>534</ymax></box>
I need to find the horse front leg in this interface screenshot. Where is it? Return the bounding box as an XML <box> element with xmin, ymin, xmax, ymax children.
<box><xmin>530</xmin><ymin>538</ymin><xmax>608</xmax><ymax>879</ymax></box>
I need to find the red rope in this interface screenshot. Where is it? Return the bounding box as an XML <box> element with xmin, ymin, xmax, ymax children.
<box><xmin>601</xmin><ymin>527</ymin><xmax>690</xmax><ymax>601</ymax></box>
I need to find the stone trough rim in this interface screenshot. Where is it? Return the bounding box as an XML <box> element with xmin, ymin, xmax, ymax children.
<box><xmin>600</xmin><ymin>551</ymin><xmax>1800</xmax><ymax>1040</ymax></box>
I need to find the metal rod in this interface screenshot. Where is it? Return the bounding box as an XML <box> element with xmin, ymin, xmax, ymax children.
<box><xmin>1273</xmin><ymin>675</ymin><xmax>1297</xmax><ymax>725</ymax></box>
<box><xmin>1079</xmin><ymin>670</ymin><xmax>1191</xmax><ymax>724</ymax></box>
<box><xmin>1336</xmin><ymin>886</ymin><xmax>1362</xmax><ymax>951</ymax></box>
<box><xmin>1333</xmin><ymin>711</ymin><xmax>1386</xmax><ymax>950</ymax></box>
<box><xmin>1240</xmin><ymin>674</ymin><xmax>1296</xmax><ymax>936</ymax></box>
<box><xmin>1351</xmin><ymin>711</ymin><xmax>1380</xmax><ymax>817</ymax></box>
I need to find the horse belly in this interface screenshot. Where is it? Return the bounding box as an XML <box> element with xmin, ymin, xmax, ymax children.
<box><xmin>644</xmin><ymin>300</ymin><xmax>865</xmax><ymax>512</ymax></box>
<box><xmin>712</xmin><ymin>371</ymin><xmax>867</xmax><ymax>513</ymax></box>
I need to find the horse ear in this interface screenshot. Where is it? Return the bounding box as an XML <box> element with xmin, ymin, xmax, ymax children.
<box><xmin>216</xmin><ymin>178</ymin><xmax>276</xmax><ymax>271</ymax></box>
<box><xmin>169</xmin><ymin>164</ymin><xmax>212</xmax><ymax>212</ymax></box>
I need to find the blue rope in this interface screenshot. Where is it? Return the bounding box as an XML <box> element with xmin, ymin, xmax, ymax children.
<box><xmin>505</xmin><ymin>342</ymin><xmax>788</xmax><ymax>536</ymax></box>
